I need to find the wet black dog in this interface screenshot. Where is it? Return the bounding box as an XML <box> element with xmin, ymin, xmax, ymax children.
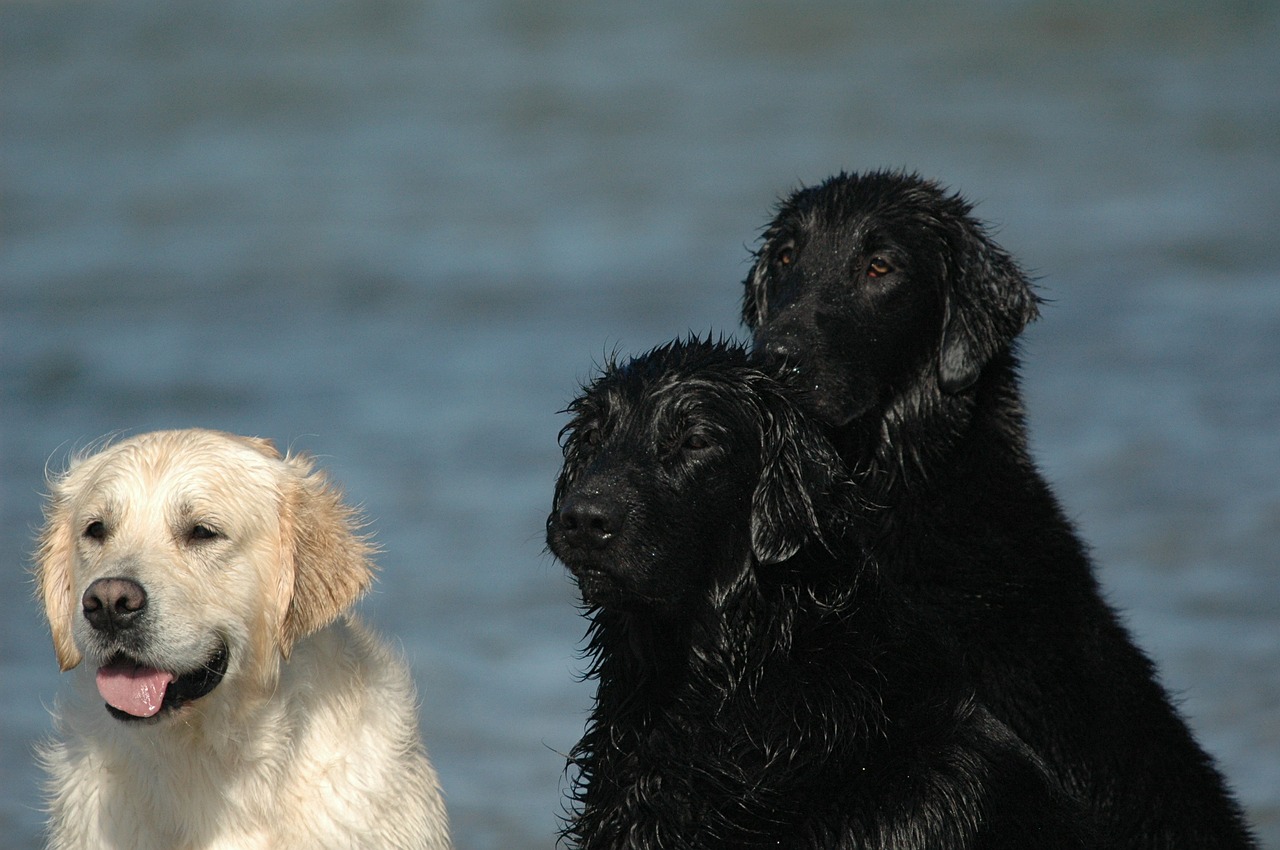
<box><xmin>743</xmin><ymin>170</ymin><xmax>1256</xmax><ymax>848</ymax></box>
<box><xmin>547</xmin><ymin>338</ymin><xmax>1095</xmax><ymax>849</ymax></box>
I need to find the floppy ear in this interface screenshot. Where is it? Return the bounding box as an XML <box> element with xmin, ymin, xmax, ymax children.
<box><xmin>938</xmin><ymin>223</ymin><xmax>1040</xmax><ymax>393</ymax></box>
<box><xmin>34</xmin><ymin>483</ymin><xmax>82</xmax><ymax>671</ymax></box>
<box><xmin>741</xmin><ymin>252</ymin><xmax>770</xmax><ymax>329</ymax></box>
<box><xmin>749</xmin><ymin>404</ymin><xmax>841</xmax><ymax>566</ymax></box>
<box><xmin>275</xmin><ymin>454</ymin><xmax>376</xmax><ymax>657</ymax></box>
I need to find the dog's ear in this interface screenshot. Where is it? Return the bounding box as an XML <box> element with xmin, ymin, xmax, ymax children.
<box><xmin>741</xmin><ymin>253</ymin><xmax>769</xmax><ymax>329</ymax></box>
<box><xmin>938</xmin><ymin>222</ymin><xmax>1039</xmax><ymax>393</ymax></box>
<box><xmin>743</xmin><ymin>210</ymin><xmax>797</xmax><ymax>330</ymax></box>
<box><xmin>34</xmin><ymin>483</ymin><xmax>83</xmax><ymax>671</ymax></box>
<box><xmin>275</xmin><ymin>454</ymin><xmax>375</xmax><ymax>657</ymax></box>
<box><xmin>749</xmin><ymin>403</ymin><xmax>840</xmax><ymax>566</ymax></box>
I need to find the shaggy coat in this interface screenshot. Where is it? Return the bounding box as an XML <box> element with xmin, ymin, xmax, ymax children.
<box><xmin>35</xmin><ymin>429</ymin><xmax>451</xmax><ymax>850</ymax></box>
<box><xmin>743</xmin><ymin>170</ymin><xmax>1256</xmax><ymax>848</ymax></box>
<box><xmin>546</xmin><ymin>339</ymin><xmax>1095</xmax><ymax>850</ymax></box>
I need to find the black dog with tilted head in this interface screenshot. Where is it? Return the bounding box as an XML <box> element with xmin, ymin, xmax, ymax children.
<box><xmin>547</xmin><ymin>337</ymin><xmax>1095</xmax><ymax>850</ymax></box>
<box><xmin>743</xmin><ymin>170</ymin><xmax>1256</xmax><ymax>848</ymax></box>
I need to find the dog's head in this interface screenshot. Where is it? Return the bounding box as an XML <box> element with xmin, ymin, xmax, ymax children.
<box><xmin>34</xmin><ymin>429</ymin><xmax>374</xmax><ymax>723</ymax></box>
<box><xmin>546</xmin><ymin>338</ymin><xmax>845</xmax><ymax>616</ymax></box>
<box><xmin>743</xmin><ymin>170</ymin><xmax>1039</xmax><ymax>426</ymax></box>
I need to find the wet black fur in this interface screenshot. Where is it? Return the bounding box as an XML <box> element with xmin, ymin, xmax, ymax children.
<box><xmin>547</xmin><ymin>338</ymin><xmax>1096</xmax><ymax>850</ymax></box>
<box><xmin>743</xmin><ymin>170</ymin><xmax>1256</xmax><ymax>848</ymax></box>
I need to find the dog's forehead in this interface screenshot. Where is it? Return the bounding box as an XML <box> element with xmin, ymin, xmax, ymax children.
<box><xmin>606</xmin><ymin>367</ymin><xmax>756</xmax><ymax>433</ymax></box>
<box><xmin>67</xmin><ymin>432</ymin><xmax>281</xmax><ymax>512</ymax></box>
<box><xmin>775</xmin><ymin>173</ymin><xmax>959</xmax><ymax>254</ymax></box>
<box><xmin>575</xmin><ymin>342</ymin><xmax>759</xmax><ymax>438</ymax></box>
<box><xmin>811</xmin><ymin>200</ymin><xmax>924</xmax><ymax>252</ymax></box>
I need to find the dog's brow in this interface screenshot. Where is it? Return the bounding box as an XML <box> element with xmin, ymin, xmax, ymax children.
<box><xmin>802</xmin><ymin>207</ymin><xmax>824</xmax><ymax>235</ymax></box>
<box><xmin>173</xmin><ymin>499</ymin><xmax>215</xmax><ymax>525</ymax></box>
<box><xmin>81</xmin><ymin>497</ymin><xmax>121</xmax><ymax>525</ymax></box>
<box><xmin>567</xmin><ymin>396</ymin><xmax>607</xmax><ymax>428</ymax></box>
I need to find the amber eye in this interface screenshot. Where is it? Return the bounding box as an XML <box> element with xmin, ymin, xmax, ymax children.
<box><xmin>84</xmin><ymin>520</ymin><xmax>107</xmax><ymax>541</ymax></box>
<box><xmin>867</xmin><ymin>256</ymin><xmax>893</xmax><ymax>278</ymax></box>
<box><xmin>773</xmin><ymin>241</ymin><xmax>796</xmax><ymax>268</ymax></box>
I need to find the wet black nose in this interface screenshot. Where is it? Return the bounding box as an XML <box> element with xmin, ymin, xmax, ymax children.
<box><xmin>555</xmin><ymin>495</ymin><xmax>625</xmax><ymax>550</ymax></box>
<box><xmin>82</xmin><ymin>577</ymin><xmax>148</xmax><ymax>633</ymax></box>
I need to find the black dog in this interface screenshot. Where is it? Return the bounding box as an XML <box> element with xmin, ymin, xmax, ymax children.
<box><xmin>743</xmin><ymin>170</ymin><xmax>1256</xmax><ymax>848</ymax></box>
<box><xmin>547</xmin><ymin>338</ymin><xmax>1096</xmax><ymax>849</ymax></box>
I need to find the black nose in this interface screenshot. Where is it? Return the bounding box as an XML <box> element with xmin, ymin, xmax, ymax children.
<box><xmin>82</xmin><ymin>577</ymin><xmax>148</xmax><ymax>633</ymax></box>
<box><xmin>555</xmin><ymin>495</ymin><xmax>625</xmax><ymax>550</ymax></box>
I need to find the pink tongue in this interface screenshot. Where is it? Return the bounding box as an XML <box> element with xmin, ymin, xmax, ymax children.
<box><xmin>96</xmin><ymin>663</ymin><xmax>175</xmax><ymax>717</ymax></box>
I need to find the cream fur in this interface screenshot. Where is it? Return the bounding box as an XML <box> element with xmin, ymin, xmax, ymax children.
<box><xmin>35</xmin><ymin>429</ymin><xmax>451</xmax><ymax>850</ymax></box>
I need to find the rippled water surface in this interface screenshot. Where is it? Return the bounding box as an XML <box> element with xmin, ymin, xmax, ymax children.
<box><xmin>3</xmin><ymin>2</ymin><xmax>1278</xmax><ymax>847</ymax></box>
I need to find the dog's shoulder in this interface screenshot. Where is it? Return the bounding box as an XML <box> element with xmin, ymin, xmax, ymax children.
<box><xmin>238</xmin><ymin>616</ymin><xmax>453</xmax><ymax>848</ymax></box>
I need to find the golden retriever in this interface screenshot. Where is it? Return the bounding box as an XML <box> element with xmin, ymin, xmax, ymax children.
<box><xmin>35</xmin><ymin>429</ymin><xmax>452</xmax><ymax>850</ymax></box>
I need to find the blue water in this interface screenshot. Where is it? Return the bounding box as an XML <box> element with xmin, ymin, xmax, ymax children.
<box><xmin>3</xmin><ymin>2</ymin><xmax>1278</xmax><ymax>847</ymax></box>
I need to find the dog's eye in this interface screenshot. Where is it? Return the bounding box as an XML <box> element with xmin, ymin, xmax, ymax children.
<box><xmin>773</xmin><ymin>241</ymin><xmax>795</xmax><ymax>268</ymax></box>
<box><xmin>581</xmin><ymin>427</ymin><xmax>603</xmax><ymax>447</ymax></box>
<box><xmin>84</xmin><ymin>520</ymin><xmax>107</xmax><ymax>541</ymax></box>
<box><xmin>682</xmin><ymin>433</ymin><xmax>713</xmax><ymax>452</ymax></box>
<box><xmin>866</xmin><ymin>256</ymin><xmax>894</xmax><ymax>278</ymax></box>
<box><xmin>187</xmin><ymin>524</ymin><xmax>220</xmax><ymax>543</ymax></box>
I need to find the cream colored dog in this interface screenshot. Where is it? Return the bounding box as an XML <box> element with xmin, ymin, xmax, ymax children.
<box><xmin>35</xmin><ymin>429</ymin><xmax>452</xmax><ymax>850</ymax></box>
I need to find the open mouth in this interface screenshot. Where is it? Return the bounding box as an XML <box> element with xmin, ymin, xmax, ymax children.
<box><xmin>97</xmin><ymin>640</ymin><xmax>230</xmax><ymax>722</ymax></box>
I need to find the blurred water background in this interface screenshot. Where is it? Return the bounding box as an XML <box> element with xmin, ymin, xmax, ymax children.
<box><xmin>3</xmin><ymin>2</ymin><xmax>1278</xmax><ymax>847</ymax></box>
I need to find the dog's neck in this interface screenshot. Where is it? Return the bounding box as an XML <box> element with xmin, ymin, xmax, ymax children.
<box><xmin>838</xmin><ymin>349</ymin><xmax>1033</xmax><ymax>536</ymax></box>
<box><xmin>579</xmin><ymin>547</ymin><xmax>875</xmax><ymax>717</ymax></box>
<box><xmin>566</xmin><ymin>552</ymin><xmax>927</xmax><ymax>848</ymax></box>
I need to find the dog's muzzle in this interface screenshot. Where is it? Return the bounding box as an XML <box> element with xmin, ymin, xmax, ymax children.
<box><xmin>80</xmin><ymin>576</ymin><xmax>232</xmax><ymax>721</ymax></box>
